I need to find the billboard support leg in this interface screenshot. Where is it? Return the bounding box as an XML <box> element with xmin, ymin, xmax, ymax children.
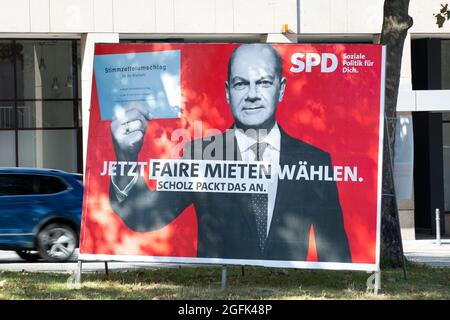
<box><xmin>241</xmin><ymin>266</ymin><xmax>245</xmax><ymax>277</ymax></box>
<box><xmin>75</xmin><ymin>261</ymin><xmax>82</xmax><ymax>284</ymax></box>
<box><xmin>374</xmin><ymin>270</ymin><xmax>381</xmax><ymax>295</ymax></box>
<box><xmin>221</xmin><ymin>266</ymin><xmax>227</xmax><ymax>290</ymax></box>
<box><xmin>104</xmin><ymin>262</ymin><xmax>109</xmax><ymax>276</ymax></box>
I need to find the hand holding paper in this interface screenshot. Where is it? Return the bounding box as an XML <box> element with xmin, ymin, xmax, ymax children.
<box><xmin>110</xmin><ymin>101</ymin><xmax>153</xmax><ymax>190</ymax></box>
<box><xmin>111</xmin><ymin>101</ymin><xmax>153</xmax><ymax>162</ymax></box>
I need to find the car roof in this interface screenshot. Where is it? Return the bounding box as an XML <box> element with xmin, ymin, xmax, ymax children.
<box><xmin>0</xmin><ymin>167</ymin><xmax>78</xmax><ymax>176</ymax></box>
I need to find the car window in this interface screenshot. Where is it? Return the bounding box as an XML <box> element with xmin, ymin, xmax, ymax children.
<box><xmin>74</xmin><ymin>174</ymin><xmax>83</xmax><ymax>185</ymax></box>
<box><xmin>0</xmin><ymin>174</ymin><xmax>34</xmax><ymax>195</ymax></box>
<box><xmin>35</xmin><ymin>175</ymin><xmax>68</xmax><ymax>194</ymax></box>
<box><xmin>0</xmin><ymin>174</ymin><xmax>68</xmax><ymax>196</ymax></box>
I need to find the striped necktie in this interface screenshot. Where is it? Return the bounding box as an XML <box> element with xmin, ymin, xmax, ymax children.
<box><xmin>249</xmin><ymin>142</ymin><xmax>269</xmax><ymax>253</ymax></box>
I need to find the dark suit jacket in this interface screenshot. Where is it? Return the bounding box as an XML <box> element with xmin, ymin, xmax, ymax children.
<box><xmin>110</xmin><ymin>125</ymin><xmax>351</xmax><ymax>262</ymax></box>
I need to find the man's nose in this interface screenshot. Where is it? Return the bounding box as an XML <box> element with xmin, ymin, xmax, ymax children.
<box><xmin>246</xmin><ymin>83</ymin><xmax>260</xmax><ymax>102</ymax></box>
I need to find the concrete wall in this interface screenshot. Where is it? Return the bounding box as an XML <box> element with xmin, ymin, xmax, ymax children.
<box><xmin>2</xmin><ymin>0</ymin><xmax>449</xmax><ymax>35</ymax></box>
<box><xmin>399</xmin><ymin>198</ymin><xmax>416</xmax><ymax>240</ymax></box>
<box><xmin>0</xmin><ymin>0</ymin><xmax>298</xmax><ymax>34</ymax></box>
<box><xmin>399</xmin><ymin>209</ymin><xmax>416</xmax><ymax>240</ymax></box>
<box><xmin>409</xmin><ymin>0</ymin><xmax>450</xmax><ymax>34</ymax></box>
<box><xmin>299</xmin><ymin>0</ymin><xmax>450</xmax><ymax>35</ymax></box>
<box><xmin>299</xmin><ymin>0</ymin><xmax>384</xmax><ymax>34</ymax></box>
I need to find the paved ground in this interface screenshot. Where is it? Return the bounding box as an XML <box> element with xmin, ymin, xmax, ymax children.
<box><xmin>0</xmin><ymin>239</ymin><xmax>448</xmax><ymax>274</ymax></box>
<box><xmin>0</xmin><ymin>250</ymin><xmax>175</xmax><ymax>274</ymax></box>
<box><xmin>403</xmin><ymin>239</ymin><xmax>450</xmax><ymax>268</ymax></box>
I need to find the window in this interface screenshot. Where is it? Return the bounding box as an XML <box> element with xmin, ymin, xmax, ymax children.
<box><xmin>16</xmin><ymin>40</ymin><xmax>76</xmax><ymax>100</ymax></box>
<box><xmin>74</xmin><ymin>174</ymin><xmax>83</xmax><ymax>185</ymax></box>
<box><xmin>35</xmin><ymin>175</ymin><xmax>68</xmax><ymax>194</ymax></box>
<box><xmin>18</xmin><ymin>130</ymin><xmax>77</xmax><ymax>172</ymax></box>
<box><xmin>0</xmin><ymin>101</ymin><xmax>14</xmax><ymax>129</ymax></box>
<box><xmin>0</xmin><ymin>174</ymin><xmax>34</xmax><ymax>195</ymax></box>
<box><xmin>0</xmin><ymin>40</ymin><xmax>15</xmax><ymax>99</ymax></box>
<box><xmin>443</xmin><ymin>113</ymin><xmax>450</xmax><ymax>212</ymax></box>
<box><xmin>18</xmin><ymin>101</ymin><xmax>75</xmax><ymax>128</ymax></box>
<box><xmin>442</xmin><ymin>41</ymin><xmax>450</xmax><ymax>90</ymax></box>
<box><xmin>0</xmin><ymin>131</ymin><xmax>15</xmax><ymax>166</ymax></box>
<box><xmin>0</xmin><ymin>39</ymin><xmax>81</xmax><ymax>172</ymax></box>
<box><xmin>0</xmin><ymin>174</ymin><xmax>68</xmax><ymax>196</ymax></box>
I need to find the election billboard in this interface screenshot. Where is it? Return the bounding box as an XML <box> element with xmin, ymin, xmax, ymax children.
<box><xmin>79</xmin><ymin>43</ymin><xmax>385</xmax><ymax>271</ymax></box>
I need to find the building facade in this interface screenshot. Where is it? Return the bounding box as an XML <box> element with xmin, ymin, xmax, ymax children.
<box><xmin>0</xmin><ymin>0</ymin><xmax>449</xmax><ymax>239</ymax></box>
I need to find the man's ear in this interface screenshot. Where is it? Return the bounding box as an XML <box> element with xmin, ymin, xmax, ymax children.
<box><xmin>278</xmin><ymin>77</ymin><xmax>287</xmax><ymax>102</ymax></box>
<box><xmin>225</xmin><ymin>81</ymin><xmax>231</xmax><ymax>104</ymax></box>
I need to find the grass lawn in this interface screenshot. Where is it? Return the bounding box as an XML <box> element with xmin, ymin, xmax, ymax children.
<box><xmin>0</xmin><ymin>262</ymin><xmax>448</xmax><ymax>300</ymax></box>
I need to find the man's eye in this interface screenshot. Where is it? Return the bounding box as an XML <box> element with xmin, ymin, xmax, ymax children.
<box><xmin>258</xmin><ymin>80</ymin><xmax>273</xmax><ymax>88</ymax></box>
<box><xmin>233</xmin><ymin>82</ymin><xmax>248</xmax><ymax>90</ymax></box>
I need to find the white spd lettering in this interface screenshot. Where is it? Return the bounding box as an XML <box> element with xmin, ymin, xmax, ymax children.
<box><xmin>290</xmin><ymin>53</ymin><xmax>338</xmax><ymax>73</ymax></box>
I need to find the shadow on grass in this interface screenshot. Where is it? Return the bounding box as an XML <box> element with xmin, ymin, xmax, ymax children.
<box><xmin>0</xmin><ymin>262</ymin><xmax>448</xmax><ymax>300</ymax></box>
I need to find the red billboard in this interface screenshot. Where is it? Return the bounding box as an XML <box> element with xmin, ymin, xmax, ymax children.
<box><xmin>79</xmin><ymin>43</ymin><xmax>385</xmax><ymax>271</ymax></box>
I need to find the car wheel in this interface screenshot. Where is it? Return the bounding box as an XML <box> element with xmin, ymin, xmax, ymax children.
<box><xmin>37</xmin><ymin>223</ymin><xmax>77</xmax><ymax>262</ymax></box>
<box><xmin>15</xmin><ymin>249</ymin><xmax>41</xmax><ymax>262</ymax></box>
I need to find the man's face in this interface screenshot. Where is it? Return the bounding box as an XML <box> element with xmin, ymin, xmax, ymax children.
<box><xmin>226</xmin><ymin>45</ymin><xmax>286</xmax><ymax>129</ymax></box>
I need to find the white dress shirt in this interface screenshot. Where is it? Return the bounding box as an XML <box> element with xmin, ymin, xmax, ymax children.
<box><xmin>234</xmin><ymin>124</ymin><xmax>280</xmax><ymax>237</ymax></box>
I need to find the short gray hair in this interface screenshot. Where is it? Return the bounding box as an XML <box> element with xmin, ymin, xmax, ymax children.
<box><xmin>227</xmin><ymin>44</ymin><xmax>283</xmax><ymax>81</ymax></box>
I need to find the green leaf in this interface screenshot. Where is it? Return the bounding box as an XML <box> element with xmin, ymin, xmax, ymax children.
<box><xmin>436</xmin><ymin>14</ymin><xmax>446</xmax><ymax>27</ymax></box>
<box><xmin>447</xmin><ymin>10</ymin><xmax>450</xmax><ymax>19</ymax></box>
<box><xmin>441</xmin><ymin>4</ymin><xmax>449</xmax><ymax>14</ymax></box>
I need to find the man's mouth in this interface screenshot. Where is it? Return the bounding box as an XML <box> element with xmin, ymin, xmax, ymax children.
<box><xmin>242</xmin><ymin>106</ymin><xmax>264</xmax><ymax>111</ymax></box>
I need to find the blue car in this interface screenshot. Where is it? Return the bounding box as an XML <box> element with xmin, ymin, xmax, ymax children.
<box><xmin>0</xmin><ymin>168</ymin><xmax>83</xmax><ymax>262</ymax></box>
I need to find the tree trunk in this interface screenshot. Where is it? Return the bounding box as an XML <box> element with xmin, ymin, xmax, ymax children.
<box><xmin>378</xmin><ymin>0</ymin><xmax>413</xmax><ymax>267</ymax></box>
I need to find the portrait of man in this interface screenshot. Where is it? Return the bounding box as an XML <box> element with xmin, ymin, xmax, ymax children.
<box><xmin>108</xmin><ymin>43</ymin><xmax>352</xmax><ymax>263</ymax></box>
